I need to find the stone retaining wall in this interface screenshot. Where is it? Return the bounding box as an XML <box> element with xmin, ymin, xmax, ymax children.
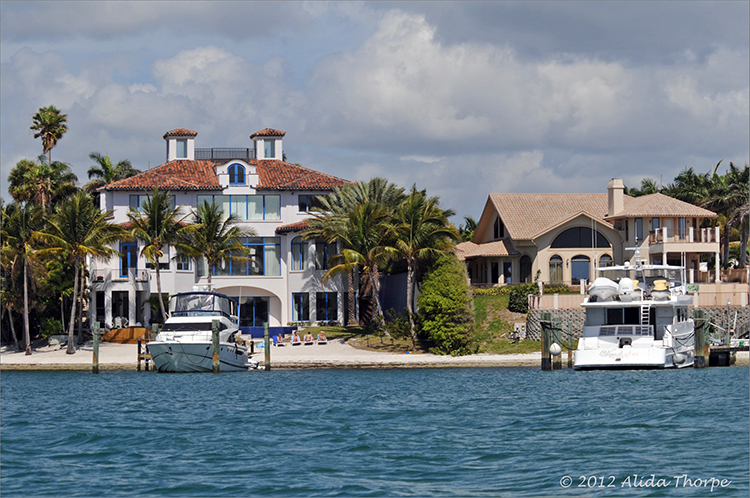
<box><xmin>526</xmin><ymin>306</ymin><xmax>749</xmax><ymax>341</ymax></box>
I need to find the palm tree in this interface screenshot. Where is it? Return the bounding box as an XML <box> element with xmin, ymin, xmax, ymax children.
<box><xmin>37</xmin><ymin>192</ymin><xmax>124</xmax><ymax>354</ymax></box>
<box><xmin>459</xmin><ymin>216</ymin><xmax>477</xmax><ymax>241</ymax></box>
<box><xmin>626</xmin><ymin>178</ymin><xmax>661</xmax><ymax>197</ymax></box>
<box><xmin>128</xmin><ymin>188</ymin><xmax>186</xmax><ymax>320</ymax></box>
<box><xmin>2</xmin><ymin>202</ymin><xmax>44</xmax><ymax>354</ymax></box>
<box><xmin>176</xmin><ymin>200</ymin><xmax>256</xmax><ymax>289</ymax></box>
<box><xmin>386</xmin><ymin>186</ymin><xmax>459</xmax><ymax>344</ymax></box>
<box><xmin>30</xmin><ymin>105</ymin><xmax>68</xmax><ymax>167</ymax></box>
<box><xmin>84</xmin><ymin>152</ymin><xmax>140</xmax><ymax>193</ymax></box>
<box><xmin>7</xmin><ymin>155</ymin><xmax>78</xmax><ymax>213</ymax></box>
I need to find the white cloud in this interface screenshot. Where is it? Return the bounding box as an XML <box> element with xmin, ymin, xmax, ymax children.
<box><xmin>400</xmin><ymin>155</ymin><xmax>442</xmax><ymax>164</ymax></box>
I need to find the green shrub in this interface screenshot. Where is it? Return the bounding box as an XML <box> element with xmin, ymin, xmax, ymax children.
<box><xmin>384</xmin><ymin>309</ymin><xmax>412</xmax><ymax>341</ymax></box>
<box><xmin>41</xmin><ymin>317</ymin><xmax>63</xmax><ymax>338</ymax></box>
<box><xmin>508</xmin><ymin>283</ymin><xmax>540</xmax><ymax>313</ymax></box>
<box><xmin>472</xmin><ymin>286</ymin><xmax>512</xmax><ymax>296</ymax></box>
<box><xmin>543</xmin><ymin>284</ymin><xmax>573</xmax><ymax>294</ymax></box>
<box><xmin>417</xmin><ymin>255</ymin><xmax>474</xmax><ymax>355</ymax></box>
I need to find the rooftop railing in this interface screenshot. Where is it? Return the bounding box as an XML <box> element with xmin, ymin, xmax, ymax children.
<box><xmin>195</xmin><ymin>148</ymin><xmax>256</xmax><ymax>161</ymax></box>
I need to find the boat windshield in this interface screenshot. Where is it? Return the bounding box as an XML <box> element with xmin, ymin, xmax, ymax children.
<box><xmin>169</xmin><ymin>293</ymin><xmax>232</xmax><ymax>318</ymax></box>
<box><xmin>598</xmin><ymin>267</ymin><xmax>681</xmax><ymax>283</ymax></box>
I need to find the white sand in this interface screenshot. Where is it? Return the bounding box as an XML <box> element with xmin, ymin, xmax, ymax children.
<box><xmin>2</xmin><ymin>340</ymin><xmax>746</xmax><ymax>370</ymax></box>
<box><xmin>0</xmin><ymin>339</ymin><xmax>542</xmax><ymax>370</ymax></box>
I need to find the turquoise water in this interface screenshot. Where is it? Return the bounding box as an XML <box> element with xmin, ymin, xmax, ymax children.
<box><xmin>1</xmin><ymin>367</ymin><xmax>748</xmax><ymax>497</ymax></box>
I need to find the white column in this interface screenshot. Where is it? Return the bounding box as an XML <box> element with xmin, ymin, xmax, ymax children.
<box><xmin>715</xmin><ymin>252</ymin><xmax>721</xmax><ymax>282</ymax></box>
<box><xmin>129</xmin><ymin>290</ymin><xmax>137</xmax><ymax>326</ymax></box>
<box><xmin>105</xmin><ymin>292</ymin><xmax>112</xmax><ymax>329</ymax></box>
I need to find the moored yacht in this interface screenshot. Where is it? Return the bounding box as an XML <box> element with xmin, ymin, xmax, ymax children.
<box><xmin>574</xmin><ymin>250</ymin><xmax>695</xmax><ymax>369</ymax></box>
<box><xmin>148</xmin><ymin>291</ymin><xmax>257</xmax><ymax>372</ymax></box>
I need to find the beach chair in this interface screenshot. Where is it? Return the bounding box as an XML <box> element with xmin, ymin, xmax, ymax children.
<box><xmin>274</xmin><ymin>335</ymin><xmax>286</xmax><ymax>347</ymax></box>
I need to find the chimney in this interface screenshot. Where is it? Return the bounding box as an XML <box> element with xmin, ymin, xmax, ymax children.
<box><xmin>607</xmin><ymin>178</ymin><xmax>624</xmax><ymax>217</ymax></box>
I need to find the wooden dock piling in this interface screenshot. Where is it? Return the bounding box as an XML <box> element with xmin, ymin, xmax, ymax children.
<box><xmin>264</xmin><ymin>322</ymin><xmax>270</xmax><ymax>371</ymax></box>
<box><xmin>552</xmin><ymin>317</ymin><xmax>562</xmax><ymax>370</ymax></box>
<box><xmin>92</xmin><ymin>322</ymin><xmax>100</xmax><ymax>374</ymax></box>
<box><xmin>540</xmin><ymin>312</ymin><xmax>552</xmax><ymax>371</ymax></box>
<box><xmin>212</xmin><ymin>319</ymin><xmax>220</xmax><ymax>373</ymax></box>
<box><xmin>694</xmin><ymin>310</ymin><xmax>707</xmax><ymax>368</ymax></box>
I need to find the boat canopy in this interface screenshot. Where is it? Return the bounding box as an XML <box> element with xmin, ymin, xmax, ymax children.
<box><xmin>169</xmin><ymin>292</ymin><xmax>233</xmax><ymax>318</ymax></box>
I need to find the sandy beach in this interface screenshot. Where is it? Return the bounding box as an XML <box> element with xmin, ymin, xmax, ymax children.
<box><xmin>2</xmin><ymin>339</ymin><xmax>747</xmax><ymax>371</ymax></box>
<box><xmin>0</xmin><ymin>339</ymin><xmax>544</xmax><ymax>370</ymax></box>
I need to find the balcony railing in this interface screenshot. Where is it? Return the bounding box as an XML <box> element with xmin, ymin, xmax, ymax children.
<box><xmin>91</xmin><ymin>269</ymin><xmax>150</xmax><ymax>283</ymax></box>
<box><xmin>195</xmin><ymin>148</ymin><xmax>256</xmax><ymax>161</ymax></box>
<box><xmin>648</xmin><ymin>227</ymin><xmax>720</xmax><ymax>245</ymax></box>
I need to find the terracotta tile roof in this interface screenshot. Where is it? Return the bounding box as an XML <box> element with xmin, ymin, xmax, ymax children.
<box><xmin>163</xmin><ymin>128</ymin><xmax>198</xmax><ymax>139</ymax></box>
<box><xmin>255</xmin><ymin>160</ymin><xmax>350</xmax><ymax>190</ymax></box>
<box><xmin>250</xmin><ymin>128</ymin><xmax>286</xmax><ymax>138</ymax></box>
<box><xmin>104</xmin><ymin>160</ymin><xmax>222</xmax><ymax>191</ymax></box>
<box><xmin>607</xmin><ymin>193</ymin><xmax>717</xmax><ymax>219</ymax></box>
<box><xmin>276</xmin><ymin>221</ymin><xmax>309</xmax><ymax>233</ymax></box>
<box><xmin>455</xmin><ymin>240</ymin><xmax>519</xmax><ymax>260</ymax></box>
<box><xmin>489</xmin><ymin>193</ymin><xmax>611</xmax><ymax>240</ymax></box>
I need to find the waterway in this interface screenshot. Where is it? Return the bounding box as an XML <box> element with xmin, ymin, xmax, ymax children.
<box><xmin>1</xmin><ymin>367</ymin><xmax>748</xmax><ymax>497</ymax></box>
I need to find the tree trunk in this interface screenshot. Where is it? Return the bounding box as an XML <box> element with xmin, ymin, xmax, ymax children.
<box><xmin>406</xmin><ymin>260</ymin><xmax>417</xmax><ymax>346</ymax></box>
<box><xmin>7</xmin><ymin>308</ymin><xmax>21</xmax><ymax>351</ymax></box>
<box><xmin>740</xmin><ymin>224</ymin><xmax>748</xmax><ymax>269</ymax></box>
<box><xmin>155</xmin><ymin>265</ymin><xmax>167</xmax><ymax>321</ymax></box>
<box><xmin>347</xmin><ymin>269</ymin><xmax>355</xmax><ymax>326</ymax></box>
<box><xmin>76</xmin><ymin>265</ymin><xmax>85</xmax><ymax>345</ymax></box>
<box><xmin>23</xmin><ymin>256</ymin><xmax>32</xmax><ymax>355</ymax></box>
<box><xmin>369</xmin><ymin>263</ymin><xmax>383</xmax><ymax>320</ymax></box>
<box><xmin>66</xmin><ymin>263</ymin><xmax>80</xmax><ymax>354</ymax></box>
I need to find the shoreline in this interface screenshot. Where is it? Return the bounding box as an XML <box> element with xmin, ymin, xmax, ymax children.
<box><xmin>1</xmin><ymin>340</ymin><xmax>747</xmax><ymax>371</ymax></box>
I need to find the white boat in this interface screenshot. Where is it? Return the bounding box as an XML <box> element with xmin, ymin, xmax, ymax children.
<box><xmin>148</xmin><ymin>291</ymin><xmax>258</xmax><ymax>372</ymax></box>
<box><xmin>574</xmin><ymin>250</ymin><xmax>695</xmax><ymax>370</ymax></box>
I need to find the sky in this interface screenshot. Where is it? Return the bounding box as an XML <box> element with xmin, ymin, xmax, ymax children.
<box><xmin>1</xmin><ymin>0</ymin><xmax>748</xmax><ymax>222</ymax></box>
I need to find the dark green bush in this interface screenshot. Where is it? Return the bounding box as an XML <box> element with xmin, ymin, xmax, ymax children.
<box><xmin>508</xmin><ymin>283</ymin><xmax>540</xmax><ymax>313</ymax></box>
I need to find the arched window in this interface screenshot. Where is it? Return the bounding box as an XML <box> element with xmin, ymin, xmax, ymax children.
<box><xmin>549</xmin><ymin>255</ymin><xmax>563</xmax><ymax>283</ymax></box>
<box><xmin>571</xmin><ymin>255</ymin><xmax>590</xmax><ymax>285</ymax></box>
<box><xmin>291</xmin><ymin>236</ymin><xmax>307</xmax><ymax>271</ymax></box>
<box><xmin>520</xmin><ymin>255</ymin><xmax>532</xmax><ymax>283</ymax></box>
<box><xmin>599</xmin><ymin>254</ymin><xmax>613</xmax><ymax>268</ymax></box>
<box><xmin>551</xmin><ymin>227</ymin><xmax>610</xmax><ymax>248</ymax></box>
<box><xmin>228</xmin><ymin>163</ymin><xmax>246</xmax><ymax>185</ymax></box>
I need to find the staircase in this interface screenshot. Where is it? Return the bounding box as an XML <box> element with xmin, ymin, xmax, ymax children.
<box><xmin>640</xmin><ymin>304</ymin><xmax>651</xmax><ymax>326</ymax></box>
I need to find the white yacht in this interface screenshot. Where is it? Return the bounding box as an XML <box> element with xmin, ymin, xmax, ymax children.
<box><xmin>148</xmin><ymin>291</ymin><xmax>257</xmax><ymax>372</ymax></box>
<box><xmin>574</xmin><ymin>250</ymin><xmax>695</xmax><ymax>369</ymax></box>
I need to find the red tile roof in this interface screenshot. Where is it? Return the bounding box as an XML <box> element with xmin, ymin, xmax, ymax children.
<box><xmin>163</xmin><ymin>128</ymin><xmax>198</xmax><ymax>139</ymax></box>
<box><xmin>255</xmin><ymin>160</ymin><xmax>349</xmax><ymax>190</ymax></box>
<box><xmin>250</xmin><ymin>128</ymin><xmax>286</xmax><ymax>138</ymax></box>
<box><xmin>104</xmin><ymin>160</ymin><xmax>222</xmax><ymax>191</ymax></box>
<box><xmin>276</xmin><ymin>221</ymin><xmax>310</xmax><ymax>233</ymax></box>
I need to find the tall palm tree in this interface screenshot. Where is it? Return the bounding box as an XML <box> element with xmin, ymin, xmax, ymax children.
<box><xmin>459</xmin><ymin>216</ymin><xmax>477</xmax><ymax>242</ymax></box>
<box><xmin>386</xmin><ymin>186</ymin><xmax>459</xmax><ymax>343</ymax></box>
<box><xmin>2</xmin><ymin>202</ymin><xmax>44</xmax><ymax>354</ymax></box>
<box><xmin>7</xmin><ymin>155</ymin><xmax>78</xmax><ymax>213</ymax></box>
<box><xmin>128</xmin><ymin>188</ymin><xmax>186</xmax><ymax>320</ymax></box>
<box><xmin>84</xmin><ymin>152</ymin><xmax>140</xmax><ymax>193</ymax></box>
<box><xmin>176</xmin><ymin>200</ymin><xmax>256</xmax><ymax>289</ymax></box>
<box><xmin>30</xmin><ymin>105</ymin><xmax>68</xmax><ymax>167</ymax></box>
<box><xmin>37</xmin><ymin>192</ymin><xmax>124</xmax><ymax>354</ymax></box>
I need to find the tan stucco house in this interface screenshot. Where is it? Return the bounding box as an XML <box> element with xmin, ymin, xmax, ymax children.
<box><xmin>457</xmin><ymin>179</ymin><xmax>721</xmax><ymax>287</ymax></box>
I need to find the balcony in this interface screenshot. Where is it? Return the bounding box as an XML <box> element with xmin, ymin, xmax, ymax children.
<box><xmin>648</xmin><ymin>226</ymin><xmax>720</xmax><ymax>255</ymax></box>
<box><xmin>91</xmin><ymin>269</ymin><xmax>150</xmax><ymax>284</ymax></box>
<box><xmin>195</xmin><ymin>148</ymin><xmax>256</xmax><ymax>161</ymax></box>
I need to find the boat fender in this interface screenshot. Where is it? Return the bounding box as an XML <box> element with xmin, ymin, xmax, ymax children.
<box><xmin>673</xmin><ymin>353</ymin><xmax>686</xmax><ymax>365</ymax></box>
<box><xmin>549</xmin><ymin>343</ymin><xmax>562</xmax><ymax>356</ymax></box>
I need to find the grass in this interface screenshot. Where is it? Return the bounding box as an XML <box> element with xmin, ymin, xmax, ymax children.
<box><xmin>472</xmin><ymin>295</ymin><xmax>540</xmax><ymax>354</ymax></box>
<box><xmin>298</xmin><ymin>325</ymin><xmax>423</xmax><ymax>353</ymax></box>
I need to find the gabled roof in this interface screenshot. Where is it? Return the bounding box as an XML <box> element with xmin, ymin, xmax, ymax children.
<box><xmin>103</xmin><ymin>159</ymin><xmax>349</xmax><ymax>192</ymax></box>
<box><xmin>104</xmin><ymin>160</ymin><xmax>222</xmax><ymax>191</ymax></box>
<box><xmin>163</xmin><ymin>128</ymin><xmax>198</xmax><ymax>138</ymax></box>
<box><xmin>250</xmin><ymin>128</ymin><xmax>286</xmax><ymax>138</ymax></box>
<box><xmin>455</xmin><ymin>240</ymin><xmax>519</xmax><ymax>260</ymax></box>
<box><xmin>606</xmin><ymin>192</ymin><xmax>717</xmax><ymax>219</ymax></box>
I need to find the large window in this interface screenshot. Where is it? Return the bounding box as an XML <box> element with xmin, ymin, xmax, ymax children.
<box><xmin>549</xmin><ymin>255</ymin><xmax>563</xmax><ymax>283</ymax></box>
<box><xmin>315</xmin><ymin>241</ymin><xmax>336</xmax><ymax>270</ymax></box>
<box><xmin>228</xmin><ymin>163</ymin><xmax>245</xmax><ymax>185</ymax></box>
<box><xmin>291</xmin><ymin>237</ymin><xmax>308</xmax><ymax>271</ymax></box>
<box><xmin>292</xmin><ymin>293</ymin><xmax>310</xmax><ymax>322</ymax></box>
<box><xmin>571</xmin><ymin>255</ymin><xmax>590</xmax><ymax>284</ymax></box>
<box><xmin>238</xmin><ymin>297</ymin><xmax>269</xmax><ymax>327</ymax></box>
<box><xmin>207</xmin><ymin>237</ymin><xmax>281</xmax><ymax>276</ymax></box>
<box><xmin>176</xmin><ymin>254</ymin><xmax>191</xmax><ymax>271</ymax></box>
<box><xmin>316</xmin><ymin>292</ymin><xmax>338</xmax><ymax>322</ymax></box>
<box><xmin>678</xmin><ymin>217</ymin><xmax>686</xmax><ymax>239</ymax></box>
<box><xmin>599</xmin><ymin>255</ymin><xmax>613</xmax><ymax>268</ymax></box>
<box><xmin>520</xmin><ymin>255</ymin><xmax>532</xmax><ymax>283</ymax></box>
<box><xmin>635</xmin><ymin>218</ymin><xmax>643</xmax><ymax>242</ymax></box>
<box><xmin>494</xmin><ymin>217</ymin><xmax>505</xmax><ymax>239</ymax></box>
<box><xmin>129</xmin><ymin>194</ymin><xmax>176</xmax><ymax>212</ymax></box>
<box><xmin>197</xmin><ymin>194</ymin><xmax>280</xmax><ymax>221</ymax></box>
<box><xmin>298</xmin><ymin>194</ymin><xmax>319</xmax><ymax>213</ymax></box>
<box><xmin>551</xmin><ymin>227</ymin><xmax>610</xmax><ymax>248</ymax></box>
<box><xmin>120</xmin><ymin>243</ymin><xmax>137</xmax><ymax>277</ymax></box>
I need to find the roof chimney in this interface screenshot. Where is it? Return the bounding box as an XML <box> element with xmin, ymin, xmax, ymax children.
<box><xmin>607</xmin><ymin>178</ymin><xmax>624</xmax><ymax>217</ymax></box>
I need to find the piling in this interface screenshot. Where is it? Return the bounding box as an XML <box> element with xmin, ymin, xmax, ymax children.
<box><xmin>137</xmin><ymin>339</ymin><xmax>142</xmax><ymax>371</ymax></box>
<box><xmin>567</xmin><ymin>322</ymin><xmax>573</xmax><ymax>369</ymax></box>
<box><xmin>92</xmin><ymin>322</ymin><xmax>100</xmax><ymax>374</ymax></box>
<box><xmin>264</xmin><ymin>322</ymin><xmax>271</xmax><ymax>371</ymax></box>
<box><xmin>694</xmin><ymin>309</ymin><xmax>707</xmax><ymax>368</ymax></box>
<box><xmin>540</xmin><ymin>312</ymin><xmax>552</xmax><ymax>371</ymax></box>
<box><xmin>552</xmin><ymin>317</ymin><xmax>562</xmax><ymax>370</ymax></box>
<box><xmin>212</xmin><ymin>319</ymin><xmax>220</xmax><ymax>373</ymax></box>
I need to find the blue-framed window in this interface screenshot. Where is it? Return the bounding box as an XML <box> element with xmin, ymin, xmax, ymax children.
<box><xmin>292</xmin><ymin>293</ymin><xmax>310</xmax><ymax>322</ymax></box>
<box><xmin>176</xmin><ymin>254</ymin><xmax>191</xmax><ymax>271</ymax></box>
<box><xmin>228</xmin><ymin>163</ymin><xmax>245</xmax><ymax>185</ymax></box>
<box><xmin>298</xmin><ymin>194</ymin><xmax>319</xmax><ymax>212</ymax></box>
<box><xmin>119</xmin><ymin>243</ymin><xmax>137</xmax><ymax>277</ymax></box>
<box><xmin>237</xmin><ymin>297</ymin><xmax>269</xmax><ymax>327</ymax></box>
<box><xmin>291</xmin><ymin>236</ymin><xmax>307</xmax><ymax>271</ymax></box>
<box><xmin>129</xmin><ymin>194</ymin><xmax>176</xmax><ymax>212</ymax></box>
<box><xmin>315</xmin><ymin>241</ymin><xmax>336</xmax><ymax>270</ymax></box>
<box><xmin>197</xmin><ymin>194</ymin><xmax>280</xmax><ymax>221</ymax></box>
<box><xmin>211</xmin><ymin>237</ymin><xmax>281</xmax><ymax>276</ymax></box>
<box><xmin>316</xmin><ymin>292</ymin><xmax>337</xmax><ymax>322</ymax></box>
<box><xmin>264</xmin><ymin>139</ymin><xmax>275</xmax><ymax>158</ymax></box>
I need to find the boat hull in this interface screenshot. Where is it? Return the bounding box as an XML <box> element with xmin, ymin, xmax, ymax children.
<box><xmin>148</xmin><ymin>341</ymin><xmax>251</xmax><ymax>372</ymax></box>
<box><xmin>574</xmin><ymin>348</ymin><xmax>694</xmax><ymax>370</ymax></box>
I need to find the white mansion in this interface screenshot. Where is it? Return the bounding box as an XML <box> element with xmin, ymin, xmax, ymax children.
<box><xmin>89</xmin><ymin>128</ymin><xmax>352</xmax><ymax>335</ymax></box>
